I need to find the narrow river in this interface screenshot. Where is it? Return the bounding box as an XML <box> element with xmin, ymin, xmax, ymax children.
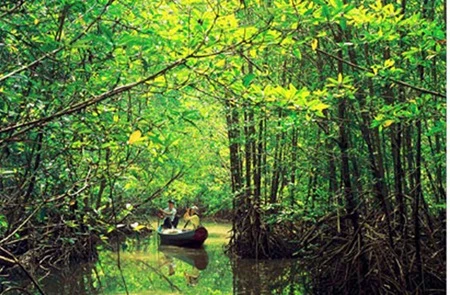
<box><xmin>31</xmin><ymin>222</ymin><xmax>309</xmax><ymax>294</ymax></box>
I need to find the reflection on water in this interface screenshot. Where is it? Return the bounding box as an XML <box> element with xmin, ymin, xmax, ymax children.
<box><xmin>232</xmin><ymin>259</ymin><xmax>310</xmax><ymax>295</ymax></box>
<box><xmin>159</xmin><ymin>245</ymin><xmax>209</xmax><ymax>270</ymax></box>
<box><xmin>39</xmin><ymin>263</ymin><xmax>101</xmax><ymax>295</ymax></box>
<box><xmin>5</xmin><ymin>222</ymin><xmax>308</xmax><ymax>294</ymax></box>
<box><xmin>158</xmin><ymin>246</ymin><xmax>209</xmax><ymax>287</ymax></box>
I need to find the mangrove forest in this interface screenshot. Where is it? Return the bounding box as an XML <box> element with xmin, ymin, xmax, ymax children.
<box><xmin>0</xmin><ymin>0</ymin><xmax>446</xmax><ymax>294</ymax></box>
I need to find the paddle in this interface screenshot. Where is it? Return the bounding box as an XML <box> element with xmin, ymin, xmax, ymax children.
<box><xmin>183</xmin><ymin>208</ymin><xmax>191</xmax><ymax>229</ymax></box>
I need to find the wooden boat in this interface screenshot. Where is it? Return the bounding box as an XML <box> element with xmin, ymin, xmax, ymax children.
<box><xmin>157</xmin><ymin>226</ymin><xmax>208</xmax><ymax>248</ymax></box>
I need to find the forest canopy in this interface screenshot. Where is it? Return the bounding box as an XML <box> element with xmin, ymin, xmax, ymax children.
<box><xmin>0</xmin><ymin>0</ymin><xmax>446</xmax><ymax>294</ymax></box>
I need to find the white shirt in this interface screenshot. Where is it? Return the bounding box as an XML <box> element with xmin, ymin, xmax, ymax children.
<box><xmin>164</xmin><ymin>207</ymin><xmax>177</xmax><ymax>221</ymax></box>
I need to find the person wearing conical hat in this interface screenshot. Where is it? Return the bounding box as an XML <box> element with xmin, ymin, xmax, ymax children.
<box><xmin>183</xmin><ymin>205</ymin><xmax>200</xmax><ymax>229</ymax></box>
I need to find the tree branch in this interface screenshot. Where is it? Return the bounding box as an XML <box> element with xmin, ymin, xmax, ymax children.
<box><xmin>316</xmin><ymin>48</ymin><xmax>445</xmax><ymax>98</ymax></box>
<box><xmin>0</xmin><ymin>0</ymin><xmax>115</xmax><ymax>83</ymax></box>
<box><xmin>118</xmin><ymin>168</ymin><xmax>185</xmax><ymax>224</ymax></box>
<box><xmin>0</xmin><ymin>1</ymin><xmax>25</xmax><ymax>18</ymax></box>
<box><xmin>0</xmin><ymin>247</ymin><xmax>47</xmax><ymax>295</ymax></box>
<box><xmin>0</xmin><ymin>58</ymin><xmax>186</xmax><ymax>142</ymax></box>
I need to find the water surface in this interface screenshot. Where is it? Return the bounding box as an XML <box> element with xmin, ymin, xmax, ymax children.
<box><xmin>19</xmin><ymin>222</ymin><xmax>308</xmax><ymax>294</ymax></box>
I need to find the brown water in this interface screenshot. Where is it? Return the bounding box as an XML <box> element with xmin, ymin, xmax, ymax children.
<box><xmin>5</xmin><ymin>222</ymin><xmax>309</xmax><ymax>294</ymax></box>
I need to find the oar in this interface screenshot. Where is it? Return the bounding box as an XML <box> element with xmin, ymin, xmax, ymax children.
<box><xmin>183</xmin><ymin>208</ymin><xmax>194</xmax><ymax>229</ymax></box>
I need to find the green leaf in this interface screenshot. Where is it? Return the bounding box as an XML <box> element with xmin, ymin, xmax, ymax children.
<box><xmin>242</xmin><ymin>73</ymin><xmax>256</xmax><ymax>87</ymax></box>
<box><xmin>310</xmin><ymin>102</ymin><xmax>329</xmax><ymax>112</ymax></box>
<box><xmin>322</xmin><ymin>5</ymin><xmax>330</xmax><ymax>17</ymax></box>
<box><xmin>128</xmin><ymin>130</ymin><xmax>143</xmax><ymax>145</ymax></box>
<box><xmin>0</xmin><ymin>214</ymin><xmax>8</xmax><ymax>228</ymax></box>
<box><xmin>383</xmin><ymin>119</ymin><xmax>395</xmax><ymax>127</ymax></box>
<box><xmin>339</xmin><ymin>18</ymin><xmax>347</xmax><ymax>30</ymax></box>
<box><xmin>311</xmin><ymin>39</ymin><xmax>318</xmax><ymax>51</ymax></box>
<box><xmin>384</xmin><ymin>59</ymin><xmax>395</xmax><ymax>68</ymax></box>
<box><xmin>293</xmin><ymin>48</ymin><xmax>302</xmax><ymax>59</ymax></box>
<box><xmin>65</xmin><ymin>220</ymin><xmax>78</xmax><ymax>228</ymax></box>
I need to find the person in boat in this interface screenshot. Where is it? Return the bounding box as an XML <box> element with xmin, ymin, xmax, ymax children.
<box><xmin>158</xmin><ymin>199</ymin><xmax>179</xmax><ymax>229</ymax></box>
<box><xmin>183</xmin><ymin>205</ymin><xmax>200</xmax><ymax>229</ymax></box>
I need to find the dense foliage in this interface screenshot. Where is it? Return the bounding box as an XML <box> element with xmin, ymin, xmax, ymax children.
<box><xmin>0</xmin><ymin>0</ymin><xmax>445</xmax><ymax>294</ymax></box>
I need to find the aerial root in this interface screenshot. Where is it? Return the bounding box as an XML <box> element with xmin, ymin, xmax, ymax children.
<box><xmin>228</xmin><ymin>206</ymin><xmax>445</xmax><ymax>294</ymax></box>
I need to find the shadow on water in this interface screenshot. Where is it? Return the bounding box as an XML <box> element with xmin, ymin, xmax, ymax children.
<box><xmin>2</xmin><ymin>222</ymin><xmax>308</xmax><ymax>294</ymax></box>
